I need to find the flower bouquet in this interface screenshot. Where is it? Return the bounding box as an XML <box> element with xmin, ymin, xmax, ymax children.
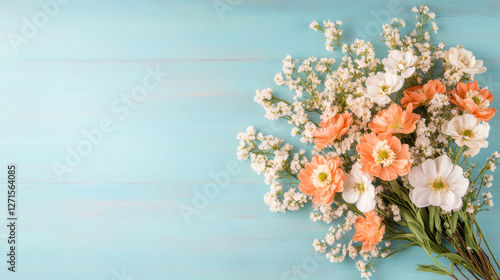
<box><xmin>237</xmin><ymin>5</ymin><xmax>499</xmax><ymax>280</ymax></box>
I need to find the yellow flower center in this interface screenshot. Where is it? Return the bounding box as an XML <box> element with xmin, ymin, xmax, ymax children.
<box><xmin>388</xmin><ymin>120</ymin><xmax>402</xmax><ymax>131</ymax></box>
<box><xmin>354</xmin><ymin>183</ymin><xmax>365</xmax><ymax>193</ymax></box>
<box><xmin>433</xmin><ymin>181</ymin><xmax>444</xmax><ymax>190</ymax></box>
<box><xmin>466</xmin><ymin>89</ymin><xmax>490</xmax><ymax>109</ymax></box>
<box><xmin>378</xmin><ymin>85</ymin><xmax>390</xmax><ymax>96</ymax></box>
<box><xmin>472</xmin><ymin>96</ymin><xmax>481</xmax><ymax>105</ymax></box>
<box><xmin>373</xmin><ymin>140</ymin><xmax>396</xmax><ymax>167</ymax></box>
<box><xmin>312</xmin><ymin>165</ymin><xmax>332</xmax><ymax>188</ymax></box>
<box><xmin>429</xmin><ymin>178</ymin><xmax>449</xmax><ymax>192</ymax></box>
<box><xmin>463</xmin><ymin>129</ymin><xmax>473</xmax><ymax>137</ymax></box>
<box><xmin>318</xmin><ymin>172</ymin><xmax>328</xmax><ymax>182</ymax></box>
<box><xmin>378</xmin><ymin>150</ymin><xmax>388</xmax><ymax>160</ymax></box>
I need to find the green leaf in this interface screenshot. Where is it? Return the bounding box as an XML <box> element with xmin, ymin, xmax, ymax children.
<box><xmin>434</xmin><ymin>209</ymin><xmax>442</xmax><ymax>233</ymax></box>
<box><xmin>434</xmin><ymin>230</ymin><xmax>442</xmax><ymax>245</ymax></box>
<box><xmin>408</xmin><ymin>221</ymin><xmax>427</xmax><ymax>245</ymax></box>
<box><xmin>418</xmin><ymin>208</ymin><xmax>428</xmax><ymax>228</ymax></box>
<box><xmin>428</xmin><ymin>206</ymin><xmax>436</xmax><ymax>232</ymax></box>
<box><xmin>400</xmin><ymin>208</ymin><xmax>418</xmax><ymax>225</ymax></box>
<box><xmin>437</xmin><ymin>253</ymin><xmax>466</xmax><ymax>266</ymax></box>
<box><xmin>450</xmin><ymin>212</ymin><xmax>459</xmax><ymax>234</ymax></box>
<box><xmin>417</xmin><ymin>264</ymin><xmax>450</xmax><ymax>275</ymax></box>
<box><xmin>461</xmin><ymin>216</ymin><xmax>479</xmax><ymax>251</ymax></box>
<box><xmin>389</xmin><ymin>180</ymin><xmax>402</xmax><ymax>197</ymax></box>
<box><xmin>465</xmin><ymin>231</ymin><xmax>479</xmax><ymax>251</ymax></box>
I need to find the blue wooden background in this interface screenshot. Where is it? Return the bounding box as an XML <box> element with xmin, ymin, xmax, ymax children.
<box><xmin>0</xmin><ymin>0</ymin><xmax>499</xmax><ymax>279</ymax></box>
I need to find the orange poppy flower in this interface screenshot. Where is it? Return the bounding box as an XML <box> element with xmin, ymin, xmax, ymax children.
<box><xmin>353</xmin><ymin>211</ymin><xmax>385</xmax><ymax>252</ymax></box>
<box><xmin>298</xmin><ymin>155</ymin><xmax>344</xmax><ymax>205</ymax></box>
<box><xmin>356</xmin><ymin>132</ymin><xmax>411</xmax><ymax>181</ymax></box>
<box><xmin>401</xmin><ymin>79</ymin><xmax>446</xmax><ymax>108</ymax></box>
<box><xmin>313</xmin><ymin>112</ymin><xmax>353</xmax><ymax>149</ymax></box>
<box><xmin>368</xmin><ymin>103</ymin><xmax>420</xmax><ymax>134</ymax></box>
<box><xmin>450</xmin><ymin>81</ymin><xmax>496</xmax><ymax>121</ymax></box>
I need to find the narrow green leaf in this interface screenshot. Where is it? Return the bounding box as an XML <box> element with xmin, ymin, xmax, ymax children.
<box><xmin>389</xmin><ymin>180</ymin><xmax>402</xmax><ymax>197</ymax></box>
<box><xmin>450</xmin><ymin>212</ymin><xmax>459</xmax><ymax>234</ymax></box>
<box><xmin>417</xmin><ymin>264</ymin><xmax>450</xmax><ymax>275</ymax></box>
<box><xmin>417</xmin><ymin>208</ymin><xmax>428</xmax><ymax>229</ymax></box>
<box><xmin>434</xmin><ymin>230</ymin><xmax>442</xmax><ymax>245</ymax></box>
<box><xmin>434</xmin><ymin>210</ymin><xmax>442</xmax><ymax>233</ymax></box>
<box><xmin>408</xmin><ymin>221</ymin><xmax>426</xmax><ymax>245</ymax></box>
<box><xmin>465</xmin><ymin>231</ymin><xmax>479</xmax><ymax>251</ymax></box>
<box><xmin>428</xmin><ymin>206</ymin><xmax>436</xmax><ymax>232</ymax></box>
<box><xmin>437</xmin><ymin>253</ymin><xmax>466</xmax><ymax>265</ymax></box>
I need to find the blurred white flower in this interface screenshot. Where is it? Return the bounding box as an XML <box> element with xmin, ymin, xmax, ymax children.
<box><xmin>342</xmin><ymin>163</ymin><xmax>376</xmax><ymax>212</ymax></box>
<box><xmin>382</xmin><ymin>50</ymin><xmax>417</xmax><ymax>78</ymax></box>
<box><xmin>442</xmin><ymin>114</ymin><xmax>489</xmax><ymax>157</ymax></box>
<box><xmin>409</xmin><ymin>155</ymin><xmax>468</xmax><ymax>211</ymax></box>
<box><xmin>444</xmin><ymin>45</ymin><xmax>486</xmax><ymax>74</ymax></box>
<box><xmin>365</xmin><ymin>72</ymin><xmax>404</xmax><ymax>105</ymax></box>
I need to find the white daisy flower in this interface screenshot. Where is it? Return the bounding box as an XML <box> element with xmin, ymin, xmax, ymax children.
<box><xmin>409</xmin><ymin>155</ymin><xmax>469</xmax><ymax>211</ymax></box>
<box><xmin>442</xmin><ymin>114</ymin><xmax>489</xmax><ymax>157</ymax></box>
<box><xmin>364</xmin><ymin>72</ymin><xmax>404</xmax><ymax>105</ymax></box>
<box><xmin>382</xmin><ymin>50</ymin><xmax>417</xmax><ymax>78</ymax></box>
<box><xmin>444</xmin><ymin>45</ymin><xmax>486</xmax><ymax>74</ymax></box>
<box><xmin>342</xmin><ymin>163</ymin><xmax>376</xmax><ymax>212</ymax></box>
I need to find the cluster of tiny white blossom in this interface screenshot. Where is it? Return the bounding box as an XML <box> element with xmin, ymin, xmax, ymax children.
<box><xmin>237</xmin><ymin>126</ymin><xmax>310</xmax><ymax>212</ymax></box>
<box><xmin>462</xmin><ymin>152</ymin><xmax>499</xmax><ymax>214</ymax></box>
<box><xmin>380</xmin><ymin>6</ymin><xmax>444</xmax><ymax>84</ymax></box>
<box><xmin>408</xmin><ymin>91</ymin><xmax>459</xmax><ymax>165</ymax></box>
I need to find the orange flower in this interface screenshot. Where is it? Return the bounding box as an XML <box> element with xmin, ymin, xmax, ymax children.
<box><xmin>401</xmin><ymin>79</ymin><xmax>446</xmax><ymax>108</ymax></box>
<box><xmin>356</xmin><ymin>132</ymin><xmax>411</xmax><ymax>181</ymax></box>
<box><xmin>368</xmin><ymin>103</ymin><xmax>420</xmax><ymax>134</ymax></box>
<box><xmin>353</xmin><ymin>211</ymin><xmax>385</xmax><ymax>252</ymax></box>
<box><xmin>450</xmin><ymin>81</ymin><xmax>497</xmax><ymax>121</ymax></box>
<box><xmin>313</xmin><ymin>112</ymin><xmax>353</xmax><ymax>149</ymax></box>
<box><xmin>298</xmin><ymin>155</ymin><xmax>344</xmax><ymax>205</ymax></box>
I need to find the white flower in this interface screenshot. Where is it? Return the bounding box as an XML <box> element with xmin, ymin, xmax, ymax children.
<box><xmin>309</xmin><ymin>20</ymin><xmax>320</xmax><ymax>31</ymax></box>
<box><xmin>364</xmin><ymin>72</ymin><xmax>404</xmax><ymax>105</ymax></box>
<box><xmin>356</xmin><ymin>260</ymin><xmax>366</xmax><ymax>272</ymax></box>
<box><xmin>444</xmin><ymin>45</ymin><xmax>486</xmax><ymax>74</ymax></box>
<box><xmin>342</xmin><ymin>163</ymin><xmax>376</xmax><ymax>212</ymax></box>
<box><xmin>442</xmin><ymin>114</ymin><xmax>489</xmax><ymax>157</ymax></box>
<box><xmin>409</xmin><ymin>155</ymin><xmax>469</xmax><ymax>211</ymax></box>
<box><xmin>466</xmin><ymin>202</ymin><xmax>475</xmax><ymax>213</ymax></box>
<box><xmin>382</xmin><ymin>50</ymin><xmax>417</xmax><ymax>78</ymax></box>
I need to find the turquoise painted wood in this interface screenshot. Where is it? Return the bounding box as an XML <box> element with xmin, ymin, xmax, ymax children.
<box><xmin>0</xmin><ymin>0</ymin><xmax>498</xmax><ymax>279</ymax></box>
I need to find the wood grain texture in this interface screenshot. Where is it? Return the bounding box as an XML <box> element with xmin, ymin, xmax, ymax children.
<box><xmin>0</xmin><ymin>0</ymin><xmax>498</xmax><ymax>279</ymax></box>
